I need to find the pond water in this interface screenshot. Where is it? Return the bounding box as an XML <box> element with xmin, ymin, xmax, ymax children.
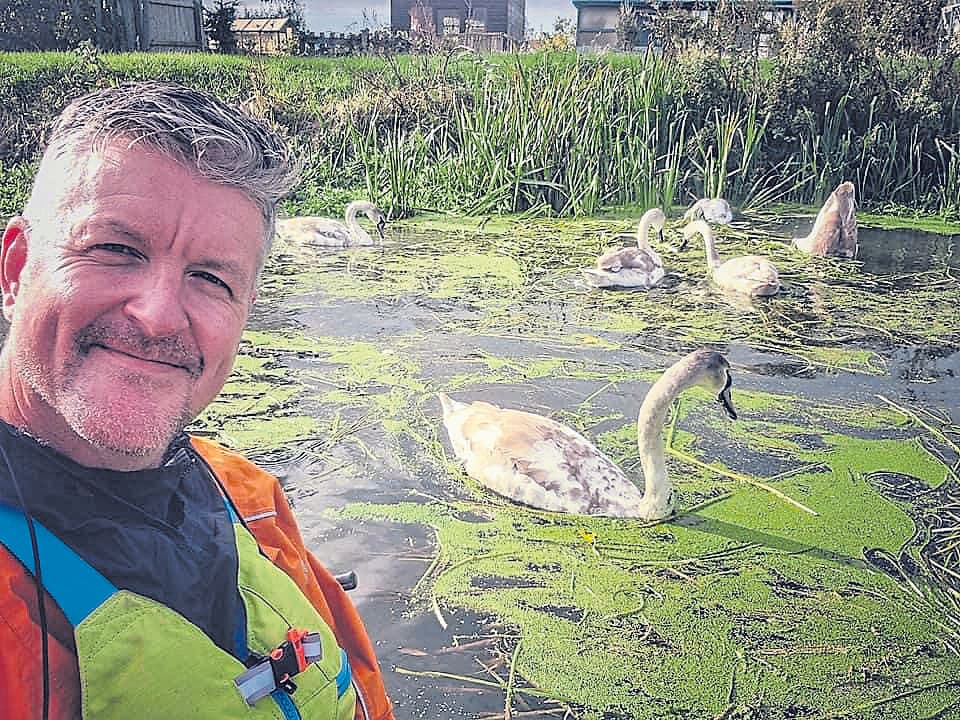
<box><xmin>192</xmin><ymin>214</ymin><xmax>960</xmax><ymax>719</ymax></box>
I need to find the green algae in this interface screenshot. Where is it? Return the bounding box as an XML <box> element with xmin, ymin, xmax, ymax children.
<box><xmin>336</xmin><ymin>427</ymin><xmax>959</xmax><ymax>719</ymax></box>
<box><xmin>255</xmin><ymin>214</ymin><xmax>960</xmax><ymax>376</ymax></box>
<box><xmin>328</xmin><ymin>384</ymin><xmax>960</xmax><ymax>719</ymax></box>
<box><xmin>185</xmin><ymin>212</ymin><xmax>960</xmax><ymax>718</ymax></box>
<box><xmin>857</xmin><ymin>211</ymin><xmax>960</xmax><ymax>235</ymax></box>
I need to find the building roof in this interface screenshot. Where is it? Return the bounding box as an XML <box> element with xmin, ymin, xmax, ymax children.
<box><xmin>231</xmin><ymin>17</ymin><xmax>291</xmax><ymax>33</ymax></box>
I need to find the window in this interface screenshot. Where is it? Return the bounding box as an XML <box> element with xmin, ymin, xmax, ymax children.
<box><xmin>442</xmin><ymin>15</ymin><xmax>460</xmax><ymax>35</ymax></box>
<box><xmin>466</xmin><ymin>7</ymin><xmax>487</xmax><ymax>32</ymax></box>
<box><xmin>410</xmin><ymin>4</ymin><xmax>434</xmax><ymax>33</ymax></box>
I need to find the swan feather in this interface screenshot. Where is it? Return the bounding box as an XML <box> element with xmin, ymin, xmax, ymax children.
<box><xmin>441</xmin><ymin>396</ymin><xmax>644</xmax><ymax>515</ymax></box>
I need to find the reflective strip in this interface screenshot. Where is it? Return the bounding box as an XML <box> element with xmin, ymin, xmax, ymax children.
<box><xmin>244</xmin><ymin>510</ymin><xmax>277</xmax><ymax>522</ymax></box>
<box><xmin>353</xmin><ymin>680</ymin><xmax>371</xmax><ymax>720</ymax></box>
<box><xmin>336</xmin><ymin>649</ymin><xmax>352</xmax><ymax>697</ymax></box>
<box><xmin>302</xmin><ymin>632</ymin><xmax>322</xmax><ymax>663</ymax></box>
<box><xmin>234</xmin><ymin>661</ymin><xmax>276</xmax><ymax>705</ymax></box>
<box><xmin>0</xmin><ymin>503</ymin><xmax>116</xmax><ymax>626</ymax></box>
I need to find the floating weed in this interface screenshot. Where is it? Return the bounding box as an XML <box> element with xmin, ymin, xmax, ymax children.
<box><xmin>260</xmin><ymin>215</ymin><xmax>960</xmax><ymax>376</ymax></box>
<box><xmin>336</xmin><ymin>419</ymin><xmax>960</xmax><ymax>717</ymax></box>
<box><xmin>187</xmin><ymin>213</ymin><xmax>960</xmax><ymax>718</ymax></box>
<box><xmin>331</xmin><ymin>375</ymin><xmax>960</xmax><ymax>716</ymax></box>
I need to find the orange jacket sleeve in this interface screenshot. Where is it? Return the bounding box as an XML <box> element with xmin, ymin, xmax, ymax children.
<box><xmin>0</xmin><ymin>547</ymin><xmax>80</xmax><ymax>720</ymax></box>
<box><xmin>191</xmin><ymin>437</ymin><xmax>395</xmax><ymax>720</ymax></box>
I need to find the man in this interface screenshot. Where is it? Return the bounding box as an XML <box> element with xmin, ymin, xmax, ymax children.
<box><xmin>0</xmin><ymin>81</ymin><xmax>393</xmax><ymax>720</ymax></box>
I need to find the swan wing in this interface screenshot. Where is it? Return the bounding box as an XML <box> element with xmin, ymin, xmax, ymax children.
<box><xmin>587</xmin><ymin>247</ymin><xmax>664</xmax><ymax>288</ymax></box>
<box><xmin>597</xmin><ymin>247</ymin><xmax>661</xmax><ymax>272</ymax></box>
<box><xmin>441</xmin><ymin>398</ymin><xmax>641</xmax><ymax>515</ymax></box>
<box><xmin>276</xmin><ymin>217</ymin><xmax>355</xmax><ymax>247</ymax></box>
<box><xmin>683</xmin><ymin>199</ymin><xmax>708</xmax><ymax>222</ymax></box>
<box><xmin>703</xmin><ymin>199</ymin><xmax>733</xmax><ymax>224</ymax></box>
<box><xmin>796</xmin><ymin>188</ymin><xmax>855</xmax><ymax>256</ymax></box>
<box><xmin>838</xmin><ymin>189</ymin><xmax>858</xmax><ymax>258</ymax></box>
<box><xmin>717</xmin><ymin>256</ymin><xmax>780</xmax><ymax>295</ymax></box>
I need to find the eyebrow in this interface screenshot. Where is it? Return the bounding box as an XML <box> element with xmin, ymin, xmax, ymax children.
<box><xmin>103</xmin><ymin>220</ymin><xmax>147</xmax><ymax>243</ymax></box>
<box><xmin>197</xmin><ymin>257</ymin><xmax>250</xmax><ymax>284</ymax></box>
<box><xmin>100</xmin><ymin>220</ymin><xmax>252</xmax><ymax>287</ymax></box>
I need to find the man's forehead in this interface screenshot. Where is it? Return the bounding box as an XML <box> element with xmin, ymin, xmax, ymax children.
<box><xmin>27</xmin><ymin>142</ymin><xmax>265</xmax><ymax>275</ymax></box>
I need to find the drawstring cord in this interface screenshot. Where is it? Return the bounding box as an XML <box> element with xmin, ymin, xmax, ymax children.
<box><xmin>1</xmin><ymin>441</ymin><xmax>49</xmax><ymax>720</ymax></box>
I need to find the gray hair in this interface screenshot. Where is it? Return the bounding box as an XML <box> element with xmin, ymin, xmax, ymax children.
<box><xmin>43</xmin><ymin>80</ymin><xmax>299</xmax><ymax>264</ymax></box>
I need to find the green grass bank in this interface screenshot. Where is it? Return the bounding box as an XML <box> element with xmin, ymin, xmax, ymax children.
<box><xmin>1</xmin><ymin>48</ymin><xmax>959</xmax><ymax>222</ymax></box>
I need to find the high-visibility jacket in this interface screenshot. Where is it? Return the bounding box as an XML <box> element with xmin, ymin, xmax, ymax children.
<box><xmin>0</xmin><ymin>436</ymin><xmax>394</xmax><ymax>720</ymax></box>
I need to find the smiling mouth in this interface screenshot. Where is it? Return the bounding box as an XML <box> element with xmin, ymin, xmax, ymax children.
<box><xmin>92</xmin><ymin>344</ymin><xmax>195</xmax><ymax>374</ymax></box>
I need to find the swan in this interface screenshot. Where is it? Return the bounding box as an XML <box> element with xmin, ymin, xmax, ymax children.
<box><xmin>681</xmin><ymin>220</ymin><xmax>780</xmax><ymax>297</ymax></box>
<box><xmin>275</xmin><ymin>200</ymin><xmax>386</xmax><ymax>248</ymax></box>
<box><xmin>438</xmin><ymin>349</ymin><xmax>737</xmax><ymax>520</ymax></box>
<box><xmin>794</xmin><ymin>181</ymin><xmax>858</xmax><ymax>258</ymax></box>
<box><xmin>582</xmin><ymin>208</ymin><xmax>667</xmax><ymax>289</ymax></box>
<box><xmin>683</xmin><ymin>198</ymin><xmax>734</xmax><ymax>225</ymax></box>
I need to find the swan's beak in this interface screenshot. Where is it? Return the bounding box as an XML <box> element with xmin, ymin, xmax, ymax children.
<box><xmin>376</xmin><ymin>218</ymin><xmax>386</xmax><ymax>240</ymax></box>
<box><xmin>657</xmin><ymin>228</ymin><xmax>664</xmax><ymax>245</ymax></box>
<box><xmin>677</xmin><ymin>235</ymin><xmax>689</xmax><ymax>252</ymax></box>
<box><xmin>717</xmin><ymin>372</ymin><xmax>737</xmax><ymax>420</ymax></box>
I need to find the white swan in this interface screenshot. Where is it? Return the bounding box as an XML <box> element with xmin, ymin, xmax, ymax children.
<box><xmin>682</xmin><ymin>220</ymin><xmax>780</xmax><ymax>297</ymax></box>
<box><xmin>582</xmin><ymin>208</ymin><xmax>667</xmax><ymax>289</ymax></box>
<box><xmin>275</xmin><ymin>200</ymin><xmax>386</xmax><ymax>248</ymax></box>
<box><xmin>438</xmin><ymin>349</ymin><xmax>736</xmax><ymax>520</ymax></box>
<box><xmin>683</xmin><ymin>198</ymin><xmax>734</xmax><ymax>225</ymax></box>
<box><xmin>794</xmin><ymin>181</ymin><xmax>858</xmax><ymax>258</ymax></box>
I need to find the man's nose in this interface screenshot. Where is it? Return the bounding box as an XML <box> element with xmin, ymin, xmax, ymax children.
<box><xmin>123</xmin><ymin>268</ymin><xmax>190</xmax><ymax>337</ymax></box>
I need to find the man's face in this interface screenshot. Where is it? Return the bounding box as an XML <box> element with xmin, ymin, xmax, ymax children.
<box><xmin>0</xmin><ymin>141</ymin><xmax>264</xmax><ymax>467</ymax></box>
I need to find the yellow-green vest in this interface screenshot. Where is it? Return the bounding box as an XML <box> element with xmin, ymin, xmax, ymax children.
<box><xmin>0</xmin><ymin>501</ymin><xmax>357</xmax><ymax>720</ymax></box>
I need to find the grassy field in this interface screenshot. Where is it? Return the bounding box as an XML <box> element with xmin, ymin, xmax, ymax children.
<box><xmin>1</xmin><ymin>49</ymin><xmax>959</xmax><ymax>222</ymax></box>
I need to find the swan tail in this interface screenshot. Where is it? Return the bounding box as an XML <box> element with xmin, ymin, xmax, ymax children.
<box><xmin>438</xmin><ymin>392</ymin><xmax>462</xmax><ymax>419</ymax></box>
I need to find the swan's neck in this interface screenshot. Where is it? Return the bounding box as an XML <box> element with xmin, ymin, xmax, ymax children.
<box><xmin>345</xmin><ymin>202</ymin><xmax>361</xmax><ymax>226</ymax></box>
<box><xmin>635</xmin><ymin>361</ymin><xmax>700</xmax><ymax>512</ymax></box>
<box><xmin>636</xmin><ymin>220</ymin><xmax>651</xmax><ymax>250</ymax></box>
<box><xmin>344</xmin><ymin>203</ymin><xmax>372</xmax><ymax>242</ymax></box>
<box><xmin>700</xmin><ymin>228</ymin><xmax>722</xmax><ymax>269</ymax></box>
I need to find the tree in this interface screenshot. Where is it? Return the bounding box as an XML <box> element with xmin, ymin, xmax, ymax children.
<box><xmin>617</xmin><ymin>2</ymin><xmax>644</xmax><ymax>49</ymax></box>
<box><xmin>259</xmin><ymin>0</ymin><xmax>304</xmax><ymax>31</ymax></box>
<box><xmin>536</xmin><ymin>16</ymin><xmax>575</xmax><ymax>50</ymax></box>
<box><xmin>204</xmin><ymin>0</ymin><xmax>239</xmax><ymax>53</ymax></box>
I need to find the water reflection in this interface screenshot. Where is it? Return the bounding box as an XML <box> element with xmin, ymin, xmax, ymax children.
<box><xmin>856</xmin><ymin>228</ymin><xmax>960</xmax><ymax>275</ymax></box>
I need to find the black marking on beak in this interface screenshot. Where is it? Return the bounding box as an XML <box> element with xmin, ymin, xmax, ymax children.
<box><xmin>717</xmin><ymin>370</ymin><xmax>737</xmax><ymax>420</ymax></box>
<box><xmin>657</xmin><ymin>228</ymin><xmax>664</xmax><ymax>245</ymax></box>
<box><xmin>376</xmin><ymin>217</ymin><xmax>386</xmax><ymax>240</ymax></box>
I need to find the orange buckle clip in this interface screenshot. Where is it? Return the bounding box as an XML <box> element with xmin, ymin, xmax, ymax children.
<box><xmin>287</xmin><ymin>627</ymin><xmax>308</xmax><ymax>672</ymax></box>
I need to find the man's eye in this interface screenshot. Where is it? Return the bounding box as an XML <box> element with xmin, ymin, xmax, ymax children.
<box><xmin>93</xmin><ymin>243</ymin><xmax>142</xmax><ymax>258</ymax></box>
<box><xmin>192</xmin><ymin>271</ymin><xmax>233</xmax><ymax>296</ymax></box>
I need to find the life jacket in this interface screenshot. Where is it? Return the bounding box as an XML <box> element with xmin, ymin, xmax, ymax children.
<box><xmin>0</xmin><ymin>437</ymin><xmax>394</xmax><ymax>720</ymax></box>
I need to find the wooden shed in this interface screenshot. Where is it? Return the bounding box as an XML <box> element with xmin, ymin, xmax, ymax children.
<box><xmin>391</xmin><ymin>0</ymin><xmax>525</xmax><ymax>43</ymax></box>
<box><xmin>231</xmin><ymin>16</ymin><xmax>298</xmax><ymax>55</ymax></box>
<box><xmin>0</xmin><ymin>0</ymin><xmax>205</xmax><ymax>52</ymax></box>
<box><xmin>118</xmin><ymin>0</ymin><xmax>205</xmax><ymax>51</ymax></box>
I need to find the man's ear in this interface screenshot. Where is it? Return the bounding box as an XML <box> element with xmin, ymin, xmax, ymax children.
<box><xmin>1</xmin><ymin>217</ymin><xmax>29</xmax><ymax>322</ymax></box>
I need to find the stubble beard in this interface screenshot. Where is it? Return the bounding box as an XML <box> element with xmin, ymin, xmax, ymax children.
<box><xmin>17</xmin><ymin>332</ymin><xmax>199</xmax><ymax>460</ymax></box>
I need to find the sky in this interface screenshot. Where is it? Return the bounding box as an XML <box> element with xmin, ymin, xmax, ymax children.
<box><xmin>237</xmin><ymin>1</ymin><xmax>577</xmax><ymax>36</ymax></box>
